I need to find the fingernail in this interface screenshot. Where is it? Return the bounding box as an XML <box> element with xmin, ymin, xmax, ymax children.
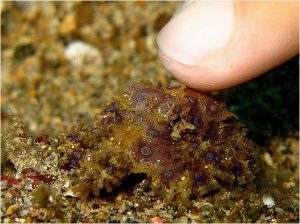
<box><xmin>182</xmin><ymin>0</ymin><xmax>194</xmax><ymax>8</ymax></box>
<box><xmin>173</xmin><ymin>0</ymin><xmax>194</xmax><ymax>17</ymax></box>
<box><xmin>157</xmin><ymin>1</ymin><xmax>234</xmax><ymax>66</ymax></box>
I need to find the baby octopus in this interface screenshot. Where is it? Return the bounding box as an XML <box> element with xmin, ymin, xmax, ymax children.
<box><xmin>67</xmin><ymin>81</ymin><xmax>258</xmax><ymax>204</ymax></box>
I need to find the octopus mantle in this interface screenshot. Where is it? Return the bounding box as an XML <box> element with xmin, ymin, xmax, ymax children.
<box><xmin>65</xmin><ymin>82</ymin><xmax>257</xmax><ymax>203</ymax></box>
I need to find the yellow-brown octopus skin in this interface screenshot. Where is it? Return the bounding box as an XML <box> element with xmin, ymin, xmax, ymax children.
<box><xmin>63</xmin><ymin>81</ymin><xmax>258</xmax><ymax>204</ymax></box>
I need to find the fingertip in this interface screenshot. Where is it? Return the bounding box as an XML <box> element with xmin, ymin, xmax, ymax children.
<box><xmin>157</xmin><ymin>48</ymin><xmax>231</xmax><ymax>92</ymax></box>
<box><xmin>157</xmin><ymin>1</ymin><xmax>299</xmax><ymax>92</ymax></box>
<box><xmin>156</xmin><ymin>0</ymin><xmax>237</xmax><ymax>91</ymax></box>
<box><xmin>156</xmin><ymin>0</ymin><xmax>234</xmax><ymax>67</ymax></box>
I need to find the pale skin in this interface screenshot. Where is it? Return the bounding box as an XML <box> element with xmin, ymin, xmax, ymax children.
<box><xmin>157</xmin><ymin>1</ymin><xmax>299</xmax><ymax>91</ymax></box>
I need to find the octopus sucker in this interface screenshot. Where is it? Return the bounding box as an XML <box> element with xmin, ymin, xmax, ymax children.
<box><xmin>68</xmin><ymin>81</ymin><xmax>258</xmax><ymax>204</ymax></box>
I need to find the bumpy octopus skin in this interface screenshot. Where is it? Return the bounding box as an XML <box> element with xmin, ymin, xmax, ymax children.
<box><xmin>64</xmin><ymin>82</ymin><xmax>257</xmax><ymax>204</ymax></box>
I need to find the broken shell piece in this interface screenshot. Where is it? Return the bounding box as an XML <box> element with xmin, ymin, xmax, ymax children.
<box><xmin>262</xmin><ymin>194</ymin><xmax>275</xmax><ymax>208</ymax></box>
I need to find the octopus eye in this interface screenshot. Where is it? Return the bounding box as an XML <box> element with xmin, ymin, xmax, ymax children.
<box><xmin>140</xmin><ymin>145</ymin><xmax>152</xmax><ymax>157</ymax></box>
<box><xmin>135</xmin><ymin>94</ymin><xmax>145</xmax><ymax>102</ymax></box>
<box><xmin>193</xmin><ymin>117</ymin><xmax>201</xmax><ymax>127</ymax></box>
<box><xmin>163</xmin><ymin>170</ymin><xmax>174</xmax><ymax>179</ymax></box>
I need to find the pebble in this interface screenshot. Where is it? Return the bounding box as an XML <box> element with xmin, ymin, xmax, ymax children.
<box><xmin>174</xmin><ymin>216</ymin><xmax>188</xmax><ymax>223</ymax></box>
<box><xmin>274</xmin><ymin>207</ymin><xmax>285</xmax><ymax>215</ymax></box>
<box><xmin>59</xmin><ymin>15</ymin><xmax>76</xmax><ymax>35</ymax></box>
<box><xmin>19</xmin><ymin>218</ymin><xmax>26</xmax><ymax>223</ymax></box>
<box><xmin>282</xmin><ymin>181</ymin><xmax>295</xmax><ymax>189</ymax></box>
<box><xmin>6</xmin><ymin>204</ymin><xmax>18</xmax><ymax>215</ymax></box>
<box><xmin>150</xmin><ymin>216</ymin><xmax>164</xmax><ymax>223</ymax></box>
<box><xmin>262</xmin><ymin>194</ymin><xmax>275</xmax><ymax>208</ymax></box>
<box><xmin>64</xmin><ymin>41</ymin><xmax>102</xmax><ymax>67</ymax></box>
<box><xmin>263</xmin><ymin>153</ymin><xmax>274</xmax><ymax>167</ymax></box>
<box><xmin>63</xmin><ymin>188</ymin><xmax>77</xmax><ymax>198</ymax></box>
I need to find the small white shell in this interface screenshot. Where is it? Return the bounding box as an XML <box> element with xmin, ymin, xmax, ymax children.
<box><xmin>65</xmin><ymin>41</ymin><xmax>102</xmax><ymax>67</ymax></box>
<box><xmin>262</xmin><ymin>194</ymin><xmax>275</xmax><ymax>208</ymax></box>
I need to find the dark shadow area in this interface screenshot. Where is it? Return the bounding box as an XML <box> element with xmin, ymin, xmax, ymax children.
<box><xmin>99</xmin><ymin>173</ymin><xmax>147</xmax><ymax>200</ymax></box>
<box><xmin>202</xmin><ymin>188</ymin><xmax>220</xmax><ymax>198</ymax></box>
<box><xmin>226</xmin><ymin>56</ymin><xmax>299</xmax><ymax>145</ymax></box>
